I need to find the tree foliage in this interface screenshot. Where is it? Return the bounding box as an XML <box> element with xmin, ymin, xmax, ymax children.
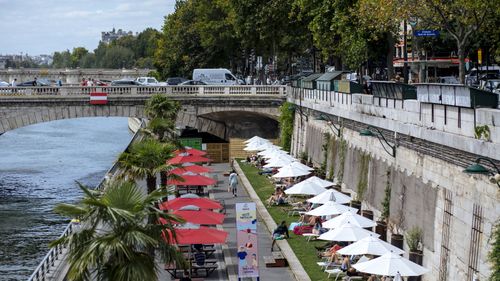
<box><xmin>50</xmin><ymin>181</ymin><xmax>184</xmax><ymax>281</ymax></box>
<box><xmin>51</xmin><ymin>28</ymin><xmax>161</xmax><ymax>69</ymax></box>
<box><xmin>278</xmin><ymin>102</ymin><xmax>295</xmax><ymax>152</ymax></box>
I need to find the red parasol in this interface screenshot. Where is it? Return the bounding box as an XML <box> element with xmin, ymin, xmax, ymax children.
<box><xmin>170</xmin><ymin>165</ymin><xmax>213</xmax><ymax>175</ymax></box>
<box><xmin>159</xmin><ymin>210</ymin><xmax>224</xmax><ymax>225</ymax></box>
<box><xmin>165</xmin><ymin>227</ymin><xmax>228</xmax><ymax>245</ymax></box>
<box><xmin>167</xmin><ymin>154</ymin><xmax>212</xmax><ymax>165</ymax></box>
<box><xmin>174</xmin><ymin>147</ymin><xmax>207</xmax><ymax>156</ymax></box>
<box><xmin>167</xmin><ymin>173</ymin><xmax>216</xmax><ymax>186</ymax></box>
<box><xmin>160</xmin><ymin>197</ymin><xmax>222</xmax><ymax>210</ymax></box>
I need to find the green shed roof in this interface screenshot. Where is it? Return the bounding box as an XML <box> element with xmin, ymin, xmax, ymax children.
<box><xmin>316</xmin><ymin>71</ymin><xmax>346</xmax><ymax>81</ymax></box>
<box><xmin>302</xmin><ymin>73</ymin><xmax>323</xmax><ymax>82</ymax></box>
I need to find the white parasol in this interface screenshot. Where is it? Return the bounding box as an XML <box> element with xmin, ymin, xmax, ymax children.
<box><xmin>352</xmin><ymin>252</ymin><xmax>429</xmax><ymax>277</ymax></box>
<box><xmin>272</xmin><ymin>164</ymin><xmax>311</xmax><ymax>178</ymax></box>
<box><xmin>305</xmin><ymin>201</ymin><xmax>358</xmax><ymax>217</ymax></box>
<box><xmin>337</xmin><ymin>235</ymin><xmax>405</xmax><ymax>256</ymax></box>
<box><xmin>322</xmin><ymin>211</ymin><xmax>376</xmax><ymax>229</ymax></box>
<box><xmin>307</xmin><ymin>189</ymin><xmax>352</xmax><ymax>205</ymax></box>
<box><xmin>318</xmin><ymin>222</ymin><xmax>379</xmax><ymax>242</ymax></box>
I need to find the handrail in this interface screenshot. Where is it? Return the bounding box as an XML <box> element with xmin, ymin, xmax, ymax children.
<box><xmin>27</xmin><ymin>120</ymin><xmax>145</xmax><ymax>281</ymax></box>
<box><xmin>0</xmin><ymin>85</ymin><xmax>286</xmax><ymax>97</ymax></box>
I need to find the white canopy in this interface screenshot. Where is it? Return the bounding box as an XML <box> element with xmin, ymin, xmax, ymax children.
<box><xmin>289</xmin><ymin>161</ymin><xmax>314</xmax><ymax>171</ymax></box>
<box><xmin>337</xmin><ymin>235</ymin><xmax>405</xmax><ymax>256</ymax></box>
<box><xmin>300</xmin><ymin>176</ymin><xmax>335</xmax><ymax>188</ymax></box>
<box><xmin>305</xmin><ymin>201</ymin><xmax>358</xmax><ymax>217</ymax></box>
<box><xmin>263</xmin><ymin>157</ymin><xmax>294</xmax><ymax>168</ymax></box>
<box><xmin>323</xmin><ymin>211</ymin><xmax>376</xmax><ymax>229</ymax></box>
<box><xmin>352</xmin><ymin>252</ymin><xmax>429</xmax><ymax>277</ymax></box>
<box><xmin>318</xmin><ymin>222</ymin><xmax>379</xmax><ymax>242</ymax></box>
<box><xmin>272</xmin><ymin>164</ymin><xmax>311</xmax><ymax>178</ymax></box>
<box><xmin>307</xmin><ymin>189</ymin><xmax>352</xmax><ymax>205</ymax></box>
<box><xmin>244</xmin><ymin>140</ymin><xmax>276</xmax><ymax>151</ymax></box>
<box><xmin>244</xmin><ymin>136</ymin><xmax>269</xmax><ymax>144</ymax></box>
<box><xmin>284</xmin><ymin>181</ymin><xmax>326</xmax><ymax>196</ymax></box>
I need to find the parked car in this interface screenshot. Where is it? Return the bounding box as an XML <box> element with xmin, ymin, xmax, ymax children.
<box><xmin>135</xmin><ymin>77</ymin><xmax>167</xmax><ymax>86</ymax></box>
<box><xmin>110</xmin><ymin>79</ymin><xmax>140</xmax><ymax>86</ymax></box>
<box><xmin>438</xmin><ymin>76</ymin><xmax>460</xmax><ymax>84</ymax></box>
<box><xmin>179</xmin><ymin>80</ymin><xmax>207</xmax><ymax>85</ymax></box>
<box><xmin>466</xmin><ymin>66</ymin><xmax>500</xmax><ymax>86</ymax></box>
<box><xmin>166</xmin><ymin>77</ymin><xmax>188</xmax><ymax>85</ymax></box>
<box><xmin>17</xmin><ymin>80</ymin><xmax>50</xmax><ymax>86</ymax></box>
<box><xmin>0</xmin><ymin>81</ymin><xmax>9</xmax><ymax>87</ymax></box>
<box><xmin>480</xmin><ymin>79</ymin><xmax>500</xmax><ymax>94</ymax></box>
<box><xmin>192</xmin><ymin>69</ymin><xmax>240</xmax><ymax>85</ymax></box>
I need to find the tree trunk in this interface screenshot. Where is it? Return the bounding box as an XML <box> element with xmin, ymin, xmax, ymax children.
<box><xmin>458</xmin><ymin>45</ymin><xmax>466</xmax><ymax>84</ymax></box>
<box><xmin>146</xmin><ymin>175</ymin><xmax>157</xmax><ymax>194</ymax></box>
<box><xmin>386</xmin><ymin>32</ymin><xmax>395</xmax><ymax>80</ymax></box>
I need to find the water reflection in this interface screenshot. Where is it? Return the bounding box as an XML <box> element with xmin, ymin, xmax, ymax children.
<box><xmin>0</xmin><ymin>117</ymin><xmax>132</xmax><ymax>280</ymax></box>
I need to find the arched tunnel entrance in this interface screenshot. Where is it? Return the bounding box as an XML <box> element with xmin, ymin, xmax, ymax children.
<box><xmin>197</xmin><ymin>111</ymin><xmax>279</xmax><ymax>139</ymax></box>
<box><xmin>177</xmin><ymin>111</ymin><xmax>280</xmax><ymax>162</ymax></box>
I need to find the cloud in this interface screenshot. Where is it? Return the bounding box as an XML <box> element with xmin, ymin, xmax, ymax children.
<box><xmin>0</xmin><ymin>0</ymin><xmax>177</xmax><ymax>55</ymax></box>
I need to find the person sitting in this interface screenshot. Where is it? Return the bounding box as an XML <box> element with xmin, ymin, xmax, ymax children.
<box><xmin>318</xmin><ymin>244</ymin><xmax>342</xmax><ymax>260</ymax></box>
<box><xmin>312</xmin><ymin>216</ymin><xmax>324</xmax><ymax>235</ymax></box>
<box><xmin>193</xmin><ymin>248</ymin><xmax>206</xmax><ymax>267</ymax></box>
<box><xmin>271</xmin><ymin>221</ymin><xmax>289</xmax><ymax>251</ymax></box>
<box><xmin>340</xmin><ymin>255</ymin><xmax>351</xmax><ymax>272</ymax></box>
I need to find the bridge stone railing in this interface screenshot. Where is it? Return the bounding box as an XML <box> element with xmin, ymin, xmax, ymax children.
<box><xmin>0</xmin><ymin>85</ymin><xmax>286</xmax><ymax>97</ymax></box>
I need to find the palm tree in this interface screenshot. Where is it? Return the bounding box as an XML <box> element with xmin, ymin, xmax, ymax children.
<box><xmin>118</xmin><ymin>139</ymin><xmax>178</xmax><ymax>193</ymax></box>
<box><xmin>50</xmin><ymin>181</ymin><xmax>185</xmax><ymax>281</ymax></box>
<box><xmin>143</xmin><ymin>94</ymin><xmax>181</xmax><ymax>143</ymax></box>
<box><xmin>145</xmin><ymin>94</ymin><xmax>180</xmax><ymax>120</ymax></box>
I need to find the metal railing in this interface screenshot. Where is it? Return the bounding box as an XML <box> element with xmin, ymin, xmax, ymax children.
<box><xmin>0</xmin><ymin>85</ymin><xmax>286</xmax><ymax>97</ymax></box>
<box><xmin>27</xmin><ymin>120</ymin><xmax>145</xmax><ymax>281</ymax></box>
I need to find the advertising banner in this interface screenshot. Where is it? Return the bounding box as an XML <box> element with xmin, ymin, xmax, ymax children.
<box><xmin>236</xmin><ymin>202</ymin><xmax>259</xmax><ymax>278</ymax></box>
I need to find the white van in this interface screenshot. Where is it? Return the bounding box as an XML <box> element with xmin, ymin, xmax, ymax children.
<box><xmin>192</xmin><ymin>68</ymin><xmax>240</xmax><ymax>85</ymax></box>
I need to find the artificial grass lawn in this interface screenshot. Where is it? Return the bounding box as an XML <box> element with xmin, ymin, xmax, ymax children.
<box><xmin>238</xmin><ymin>160</ymin><xmax>335</xmax><ymax>281</ymax></box>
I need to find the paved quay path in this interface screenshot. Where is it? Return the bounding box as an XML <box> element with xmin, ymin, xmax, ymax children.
<box><xmin>209</xmin><ymin>163</ymin><xmax>296</xmax><ymax>281</ymax></box>
<box><xmin>156</xmin><ymin>162</ymin><xmax>295</xmax><ymax>281</ymax></box>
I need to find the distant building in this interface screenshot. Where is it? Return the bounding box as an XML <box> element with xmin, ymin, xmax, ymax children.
<box><xmin>101</xmin><ymin>28</ymin><xmax>134</xmax><ymax>44</ymax></box>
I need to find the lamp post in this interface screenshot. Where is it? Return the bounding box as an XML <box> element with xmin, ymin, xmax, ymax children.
<box><xmin>359</xmin><ymin>126</ymin><xmax>397</xmax><ymax>157</ymax></box>
<box><xmin>464</xmin><ymin>157</ymin><xmax>500</xmax><ymax>187</ymax></box>
<box><xmin>316</xmin><ymin>114</ymin><xmax>342</xmax><ymax>137</ymax></box>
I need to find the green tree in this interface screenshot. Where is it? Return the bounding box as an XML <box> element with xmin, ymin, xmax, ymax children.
<box><xmin>71</xmin><ymin>47</ymin><xmax>89</xmax><ymax>68</ymax></box>
<box><xmin>50</xmin><ymin>180</ymin><xmax>184</xmax><ymax>281</ymax></box>
<box><xmin>52</xmin><ymin>50</ymin><xmax>72</xmax><ymax>68</ymax></box>
<box><xmin>118</xmin><ymin>139</ymin><xmax>177</xmax><ymax>194</ymax></box>
<box><xmin>100</xmin><ymin>46</ymin><xmax>135</xmax><ymax>68</ymax></box>
<box><xmin>412</xmin><ymin>0</ymin><xmax>498</xmax><ymax>83</ymax></box>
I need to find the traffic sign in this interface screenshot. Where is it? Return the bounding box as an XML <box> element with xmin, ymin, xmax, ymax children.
<box><xmin>414</xmin><ymin>30</ymin><xmax>440</xmax><ymax>37</ymax></box>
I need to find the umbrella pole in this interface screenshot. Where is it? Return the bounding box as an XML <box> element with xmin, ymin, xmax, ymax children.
<box><xmin>189</xmin><ymin>245</ymin><xmax>192</xmax><ymax>278</ymax></box>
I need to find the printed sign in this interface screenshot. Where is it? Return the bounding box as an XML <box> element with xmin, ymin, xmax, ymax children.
<box><xmin>414</xmin><ymin>30</ymin><xmax>440</xmax><ymax>37</ymax></box>
<box><xmin>236</xmin><ymin>202</ymin><xmax>259</xmax><ymax>278</ymax></box>
<box><xmin>89</xmin><ymin>92</ymin><xmax>107</xmax><ymax>105</ymax></box>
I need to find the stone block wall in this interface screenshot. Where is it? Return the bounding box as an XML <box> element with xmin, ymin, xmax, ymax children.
<box><xmin>291</xmin><ymin>117</ymin><xmax>498</xmax><ymax>280</ymax></box>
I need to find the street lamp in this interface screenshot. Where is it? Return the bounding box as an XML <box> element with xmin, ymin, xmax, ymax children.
<box><xmin>464</xmin><ymin>157</ymin><xmax>500</xmax><ymax>187</ymax></box>
<box><xmin>316</xmin><ymin>114</ymin><xmax>342</xmax><ymax>137</ymax></box>
<box><xmin>359</xmin><ymin>126</ymin><xmax>396</xmax><ymax>157</ymax></box>
<box><xmin>289</xmin><ymin>104</ymin><xmax>309</xmax><ymax>121</ymax></box>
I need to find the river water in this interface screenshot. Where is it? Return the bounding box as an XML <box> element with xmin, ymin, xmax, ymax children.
<box><xmin>0</xmin><ymin>117</ymin><xmax>132</xmax><ymax>281</ymax></box>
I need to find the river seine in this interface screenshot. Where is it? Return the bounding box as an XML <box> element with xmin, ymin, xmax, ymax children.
<box><xmin>0</xmin><ymin>117</ymin><xmax>132</xmax><ymax>281</ymax></box>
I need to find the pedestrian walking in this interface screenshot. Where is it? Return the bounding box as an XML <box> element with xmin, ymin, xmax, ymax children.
<box><xmin>11</xmin><ymin>78</ymin><xmax>17</xmax><ymax>87</ymax></box>
<box><xmin>229</xmin><ymin>170</ymin><xmax>238</xmax><ymax>197</ymax></box>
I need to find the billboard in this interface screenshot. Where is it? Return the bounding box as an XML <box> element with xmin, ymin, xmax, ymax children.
<box><xmin>236</xmin><ymin>202</ymin><xmax>259</xmax><ymax>278</ymax></box>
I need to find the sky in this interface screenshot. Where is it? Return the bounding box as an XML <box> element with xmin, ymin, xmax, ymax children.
<box><xmin>0</xmin><ymin>0</ymin><xmax>176</xmax><ymax>55</ymax></box>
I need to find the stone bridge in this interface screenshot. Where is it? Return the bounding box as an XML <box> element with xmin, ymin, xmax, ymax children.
<box><xmin>0</xmin><ymin>85</ymin><xmax>286</xmax><ymax>140</ymax></box>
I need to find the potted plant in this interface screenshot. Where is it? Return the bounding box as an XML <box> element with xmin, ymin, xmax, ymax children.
<box><xmin>389</xmin><ymin>222</ymin><xmax>404</xmax><ymax>250</ymax></box>
<box><xmin>376</xmin><ymin>170</ymin><xmax>391</xmax><ymax>241</ymax></box>
<box><xmin>407</xmin><ymin>227</ymin><xmax>423</xmax><ymax>281</ymax></box>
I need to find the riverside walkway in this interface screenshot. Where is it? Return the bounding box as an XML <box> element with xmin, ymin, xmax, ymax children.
<box><xmin>157</xmin><ymin>163</ymin><xmax>295</xmax><ymax>281</ymax></box>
